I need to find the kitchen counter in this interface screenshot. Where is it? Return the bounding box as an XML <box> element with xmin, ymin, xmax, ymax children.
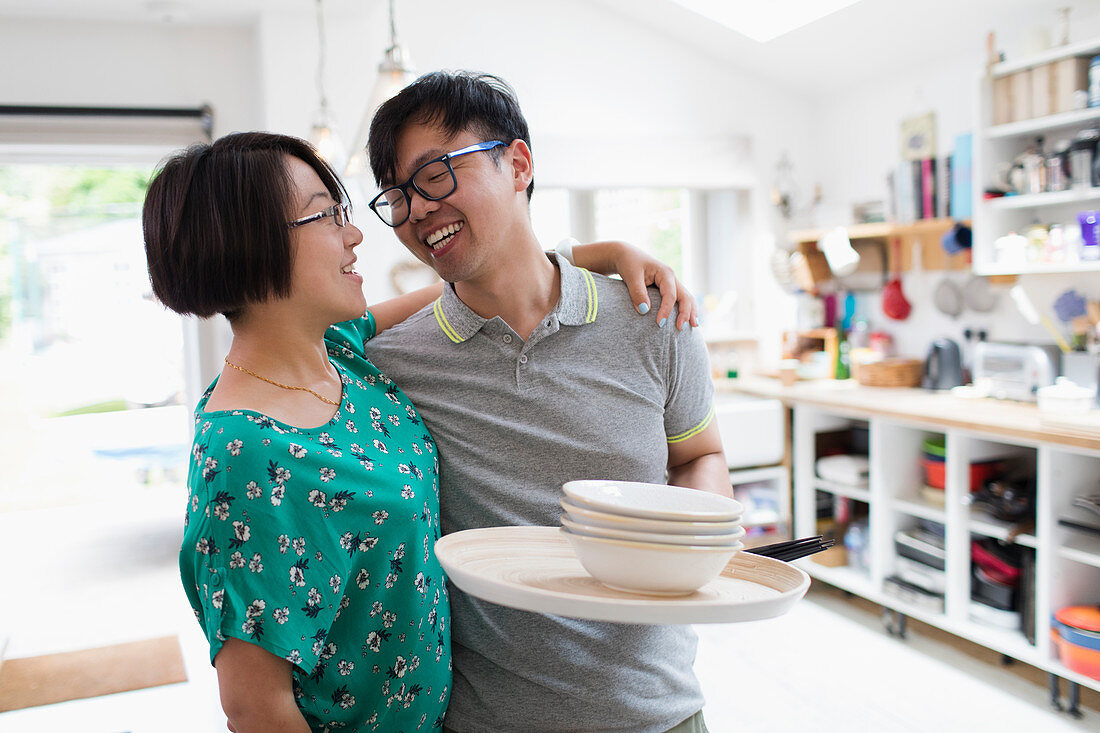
<box><xmin>717</xmin><ymin>376</ymin><xmax>1100</xmax><ymax>453</ymax></box>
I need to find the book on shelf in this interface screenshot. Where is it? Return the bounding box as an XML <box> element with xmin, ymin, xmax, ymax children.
<box><xmin>951</xmin><ymin>132</ymin><xmax>972</xmax><ymax>220</ymax></box>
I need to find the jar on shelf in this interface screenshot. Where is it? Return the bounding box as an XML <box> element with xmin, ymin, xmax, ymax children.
<box><xmin>1070</xmin><ymin>130</ymin><xmax>1098</xmax><ymax>189</ymax></box>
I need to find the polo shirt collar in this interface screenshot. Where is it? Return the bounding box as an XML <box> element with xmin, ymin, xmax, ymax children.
<box><xmin>432</xmin><ymin>252</ymin><xmax>599</xmax><ymax>343</ymax></box>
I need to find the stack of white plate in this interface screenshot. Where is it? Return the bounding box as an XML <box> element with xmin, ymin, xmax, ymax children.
<box><xmin>559</xmin><ymin>480</ymin><xmax>745</xmax><ymax>596</ymax></box>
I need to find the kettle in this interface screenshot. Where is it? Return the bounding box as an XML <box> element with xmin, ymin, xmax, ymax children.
<box><xmin>924</xmin><ymin>338</ymin><xmax>964</xmax><ymax>390</ymax></box>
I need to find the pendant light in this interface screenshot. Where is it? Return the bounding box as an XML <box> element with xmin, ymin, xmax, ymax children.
<box><xmin>345</xmin><ymin>0</ymin><xmax>416</xmax><ymax>178</ymax></box>
<box><xmin>309</xmin><ymin>0</ymin><xmax>346</xmax><ymax>170</ymax></box>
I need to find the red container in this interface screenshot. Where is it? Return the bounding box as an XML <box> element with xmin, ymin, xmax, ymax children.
<box><xmin>921</xmin><ymin>456</ymin><xmax>1003</xmax><ymax>491</ymax></box>
<box><xmin>1051</xmin><ymin>620</ymin><xmax>1100</xmax><ymax>680</ymax></box>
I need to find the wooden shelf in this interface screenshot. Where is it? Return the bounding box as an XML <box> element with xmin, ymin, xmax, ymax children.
<box><xmin>788</xmin><ymin>218</ymin><xmax>971</xmax><ymax>273</ymax></box>
<box><xmin>990</xmin><ymin>38</ymin><xmax>1100</xmax><ymax>77</ymax></box>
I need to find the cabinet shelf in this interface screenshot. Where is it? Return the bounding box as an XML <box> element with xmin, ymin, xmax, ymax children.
<box><xmin>986</xmin><ymin>187</ymin><xmax>1100</xmax><ymax>209</ymax></box>
<box><xmin>813</xmin><ymin>478</ymin><xmax>871</xmax><ymax>502</ymax></box>
<box><xmin>796</xmin><ymin>558</ymin><xmax>875</xmax><ymax>597</ymax></box>
<box><xmin>990</xmin><ymin>38</ymin><xmax>1100</xmax><ymax>77</ymax></box>
<box><xmin>984</xmin><ymin>107</ymin><xmax>1100</xmax><ymax>140</ymax></box>
<box><xmin>1059</xmin><ymin>534</ymin><xmax>1100</xmax><ymax>568</ymax></box>
<box><xmin>967</xmin><ymin>509</ymin><xmax>1038</xmax><ymax>548</ymax></box>
<box><xmin>892</xmin><ymin>497</ymin><xmax>946</xmax><ymax>523</ymax></box>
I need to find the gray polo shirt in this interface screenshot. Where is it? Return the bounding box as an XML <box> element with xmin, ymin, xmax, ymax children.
<box><xmin>366</xmin><ymin>253</ymin><xmax>715</xmax><ymax>733</ymax></box>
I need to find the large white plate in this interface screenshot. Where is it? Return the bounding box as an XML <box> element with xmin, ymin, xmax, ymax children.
<box><xmin>434</xmin><ymin>526</ymin><xmax>810</xmax><ymax>624</ymax></box>
<box><xmin>562</xmin><ymin>480</ymin><xmax>744</xmax><ymax>522</ymax></box>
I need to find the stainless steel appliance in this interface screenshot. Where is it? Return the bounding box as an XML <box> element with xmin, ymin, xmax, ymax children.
<box><xmin>923</xmin><ymin>338</ymin><xmax>964</xmax><ymax>390</ymax></box>
<box><xmin>972</xmin><ymin>342</ymin><xmax>1062</xmax><ymax>401</ymax></box>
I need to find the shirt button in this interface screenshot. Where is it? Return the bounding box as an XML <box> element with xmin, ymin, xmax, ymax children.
<box><xmin>519</xmin><ymin>354</ymin><xmax>528</xmax><ymax>364</ymax></box>
<box><xmin>502</xmin><ymin>334</ymin><xmax>512</xmax><ymax>343</ymax></box>
<box><xmin>210</xmin><ymin>572</ymin><xmax>222</xmax><ymax>587</ymax></box>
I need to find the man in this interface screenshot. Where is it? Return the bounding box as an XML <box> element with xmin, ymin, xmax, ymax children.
<box><xmin>364</xmin><ymin>70</ymin><xmax>731</xmax><ymax>733</ymax></box>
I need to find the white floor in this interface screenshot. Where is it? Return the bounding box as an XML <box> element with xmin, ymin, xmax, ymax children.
<box><xmin>1</xmin><ymin>488</ymin><xmax>1096</xmax><ymax>733</ymax></box>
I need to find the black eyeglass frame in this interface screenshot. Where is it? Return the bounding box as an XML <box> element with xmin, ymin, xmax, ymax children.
<box><xmin>368</xmin><ymin>140</ymin><xmax>506</xmax><ymax>227</ymax></box>
<box><xmin>287</xmin><ymin>202</ymin><xmax>351</xmax><ymax>229</ymax></box>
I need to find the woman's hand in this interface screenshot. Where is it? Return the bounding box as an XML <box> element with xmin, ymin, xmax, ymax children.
<box><xmin>570</xmin><ymin>240</ymin><xmax>699</xmax><ymax>331</ymax></box>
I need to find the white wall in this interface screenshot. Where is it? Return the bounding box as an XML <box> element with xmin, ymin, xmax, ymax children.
<box><xmin>808</xmin><ymin>3</ymin><xmax>1100</xmax><ymax>359</ymax></box>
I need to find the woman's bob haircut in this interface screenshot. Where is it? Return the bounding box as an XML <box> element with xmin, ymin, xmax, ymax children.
<box><xmin>142</xmin><ymin>131</ymin><xmax>348</xmax><ymax>320</ymax></box>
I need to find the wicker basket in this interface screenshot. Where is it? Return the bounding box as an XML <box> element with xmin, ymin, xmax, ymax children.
<box><xmin>852</xmin><ymin>357</ymin><xmax>924</xmax><ymax>388</ymax></box>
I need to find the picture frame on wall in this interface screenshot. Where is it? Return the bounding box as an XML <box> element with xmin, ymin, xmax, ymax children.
<box><xmin>900</xmin><ymin>112</ymin><xmax>936</xmax><ymax>161</ymax></box>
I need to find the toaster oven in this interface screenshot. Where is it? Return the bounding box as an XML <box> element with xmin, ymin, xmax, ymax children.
<box><xmin>971</xmin><ymin>342</ymin><xmax>1061</xmax><ymax>401</ymax></box>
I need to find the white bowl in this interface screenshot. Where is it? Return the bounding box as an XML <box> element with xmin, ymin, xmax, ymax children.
<box><xmin>560</xmin><ymin>499</ymin><xmax>743</xmax><ymax>535</ymax></box>
<box><xmin>561</xmin><ymin>527</ymin><xmax>741</xmax><ymax>596</ymax></box>
<box><xmin>562</xmin><ymin>480</ymin><xmax>743</xmax><ymax>522</ymax></box>
<box><xmin>561</xmin><ymin>514</ymin><xmax>745</xmax><ymax>547</ymax></box>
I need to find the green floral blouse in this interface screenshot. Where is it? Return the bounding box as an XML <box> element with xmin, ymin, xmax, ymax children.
<box><xmin>180</xmin><ymin>317</ymin><xmax>450</xmax><ymax>732</ymax></box>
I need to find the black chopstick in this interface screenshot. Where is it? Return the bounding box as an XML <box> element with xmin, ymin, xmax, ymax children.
<box><xmin>746</xmin><ymin>535</ymin><xmax>835</xmax><ymax>562</ymax></box>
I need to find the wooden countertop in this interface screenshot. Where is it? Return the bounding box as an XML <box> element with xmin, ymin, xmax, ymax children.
<box><xmin>717</xmin><ymin>376</ymin><xmax>1100</xmax><ymax>453</ymax></box>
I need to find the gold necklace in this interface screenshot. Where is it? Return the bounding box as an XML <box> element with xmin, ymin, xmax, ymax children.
<box><xmin>223</xmin><ymin>358</ymin><xmax>340</xmax><ymax>406</ymax></box>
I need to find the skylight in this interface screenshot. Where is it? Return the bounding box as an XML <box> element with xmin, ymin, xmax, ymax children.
<box><xmin>669</xmin><ymin>0</ymin><xmax>865</xmax><ymax>43</ymax></box>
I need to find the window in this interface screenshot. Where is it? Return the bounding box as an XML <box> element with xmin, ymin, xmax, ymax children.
<box><xmin>593</xmin><ymin>189</ymin><xmax>689</xmax><ymax>279</ymax></box>
<box><xmin>0</xmin><ymin>163</ymin><xmax>188</xmax><ymax>509</ymax></box>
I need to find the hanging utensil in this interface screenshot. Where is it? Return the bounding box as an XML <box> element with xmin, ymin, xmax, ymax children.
<box><xmin>882</xmin><ymin>237</ymin><xmax>912</xmax><ymax>320</ymax></box>
<box><xmin>933</xmin><ymin>278</ymin><xmax>964</xmax><ymax>318</ymax></box>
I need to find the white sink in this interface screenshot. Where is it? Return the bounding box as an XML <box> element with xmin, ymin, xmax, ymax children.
<box><xmin>714</xmin><ymin>394</ymin><xmax>784</xmax><ymax>469</ymax></box>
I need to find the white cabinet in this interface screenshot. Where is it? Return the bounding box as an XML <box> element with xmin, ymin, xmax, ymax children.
<box><xmin>792</xmin><ymin>404</ymin><xmax>1100</xmax><ymax>692</ymax></box>
<box><xmin>974</xmin><ymin>38</ymin><xmax>1100</xmax><ymax>275</ymax></box>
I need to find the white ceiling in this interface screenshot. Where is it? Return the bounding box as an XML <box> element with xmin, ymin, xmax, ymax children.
<box><xmin>0</xmin><ymin>0</ymin><xmax>1092</xmax><ymax>96</ymax></box>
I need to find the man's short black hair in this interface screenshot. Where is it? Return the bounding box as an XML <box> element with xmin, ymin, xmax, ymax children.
<box><xmin>367</xmin><ymin>70</ymin><xmax>534</xmax><ymax>201</ymax></box>
<box><xmin>142</xmin><ymin>131</ymin><xmax>347</xmax><ymax>319</ymax></box>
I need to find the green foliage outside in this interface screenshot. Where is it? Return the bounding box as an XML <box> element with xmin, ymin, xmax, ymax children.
<box><xmin>0</xmin><ymin>165</ymin><xmax>152</xmax><ymax>341</ymax></box>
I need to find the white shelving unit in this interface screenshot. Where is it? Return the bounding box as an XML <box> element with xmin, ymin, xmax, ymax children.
<box><xmin>791</xmin><ymin>404</ymin><xmax>1100</xmax><ymax>693</ymax></box>
<box><xmin>973</xmin><ymin>38</ymin><xmax>1100</xmax><ymax>275</ymax></box>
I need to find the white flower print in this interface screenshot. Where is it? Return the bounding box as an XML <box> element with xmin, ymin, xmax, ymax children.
<box><xmin>412</xmin><ymin>443</ymin><xmax>422</xmax><ymax>455</ymax></box>
<box><xmin>261</xmin><ymin>438</ymin><xmax>271</xmax><ymax>446</ymax></box>
<box><xmin>414</xmin><ymin>572</ymin><xmax>427</xmax><ymax>594</ymax></box>
<box><xmin>193</xmin><ymin>444</ymin><xmax>205</xmax><ymax>461</ymax></box>
<box><xmin>365</xmin><ymin>631</ymin><xmax>382</xmax><ymax>652</ymax></box>
<box><xmin>398</xmin><ymin>464</ymin><xmax>410</xmax><ymax>475</ymax></box>
<box><xmin>401</xmin><ymin>485</ymin><xmax>414</xmax><ymax>499</ymax></box>
<box><xmin>338</xmin><ymin>659</ymin><xmax>354</xmax><ymax>676</ymax></box>
<box><xmin>329</xmin><ymin>493</ymin><xmax>350</xmax><ymax>512</ymax></box>
<box><xmin>355</xmin><ymin>569</ymin><xmax>370</xmax><ymax>589</ymax></box>
<box><xmin>307</xmin><ymin>587</ymin><xmax>322</xmax><ymax>606</ymax></box>
<box><xmin>339</xmin><ymin>532</ymin><xmax>354</xmax><ymax>552</ymax></box>
<box><xmin>248</xmin><ymin>553</ymin><xmax>263</xmax><ymax>573</ymax></box>
<box><xmin>406</xmin><ymin>405</ymin><xmax>416</xmax><ymax>419</ymax></box>
<box><xmin>358</xmin><ymin>536</ymin><xmax>378</xmax><ymax>552</ymax></box>
<box><xmin>307</xmin><ymin>489</ymin><xmax>327</xmax><ymax>507</ymax></box>
<box><xmin>246</xmin><ymin>599</ymin><xmax>266</xmax><ymax>618</ymax></box>
<box><xmin>277</xmin><ymin>534</ymin><xmax>290</xmax><ymax>554</ymax></box>
<box><xmin>232</xmin><ymin>521</ymin><xmax>250</xmax><ymax>544</ymax></box>
<box><xmin>196</xmin><ymin>538</ymin><xmax>211</xmax><ymax>554</ymax></box>
<box><xmin>327</xmin><ymin>448</ymin><xmax>343</xmax><ymax>458</ymax></box>
<box><xmin>288</xmin><ymin>443</ymin><xmax>307</xmax><ymax>459</ymax></box>
<box><xmin>191</xmin><ymin>495</ymin><xmax>199</xmax><ymax>512</ymax></box>
<box><xmin>272</xmin><ymin>466</ymin><xmax>291</xmax><ymax>485</ymax></box>
<box><xmin>370</xmin><ymin>601</ymin><xmax>383</xmax><ymax>617</ymax></box>
<box><xmin>212</xmin><ymin>503</ymin><xmax>229</xmax><ymax>521</ymax></box>
<box><xmin>373</xmin><ymin>439</ymin><xmax>388</xmax><ymax>454</ymax></box>
<box><xmin>388</xmin><ymin>414</ymin><xmax>400</xmax><ymax>427</ymax></box>
<box><xmin>394</xmin><ymin>543</ymin><xmax>406</xmax><ymax>560</ymax></box>
<box><xmin>319</xmin><ymin>467</ymin><xmax>335</xmax><ymax>482</ymax></box>
<box><xmin>330</xmin><ymin>573</ymin><xmax>341</xmax><ymax>594</ymax></box>
<box><xmin>372</xmin><ymin>510</ymin><xmax>389</xmax><ymax>525</ymax></box>
<box><xmin>337</xmin><ymin>691</ymin><xmax>356</xmax><ymax>710</ymax></box>
<box><xmin>226</xmin><ymin>439</ymin><xmax>243</xmax><ymax>456</ymax></box>
<box><xmin>245</xmin><ymin>481</ymin><xmax>262</xmax><ymax>500</ymax></box>
<box><xmin>345</xmin><ymin>419</ymin><xmax>357</xmax><ymax>433</ymax></box>
<box><xmin>229</xmin><ymin>551</ymin><xmax>246</xmax><ymax>569</ymax></box>
<box><xmin>319</xmin><ymin>432</ymin><xmax>334</xmax><ymax>446</ymax></box>
<box><xmin>392</xmin><ymin>656</ymin><xmax>408</xmax><ymax>678</ymax></box>
<box><xmin>292</xmin><ymin>537</ymin><xmax>306</xmax><ymax>555</ymax></box>
<box><xmin>270</xmin><ymin>484</ymin><xmax>285</xmax><ymax>506</ymax></box>
<box><xmin>286</xmin><ymin>649</ymin><xmax>302</xmax><ymax>665</ymax></box>
<box><xmin>202</xmin><ymin>456</ymin><xmax>218</xmax><ymax>479</ymax></box>
<box><xmin>369</xmin><ymin>407</ymin><xmax>381</xmax><ymax>421</ymax></box>
<box><xmin>211</xmin><ymin>588</ymin><xmax>224</xmax><ymax>609</ymax></box>
<box><xmin>273</xmin><ymin>607</ymin><xmax>289</xmax><ymax>624</ymax></box>
<box><xmin>385</xmin><ymin>572</ymin><xmax>398</xmax><ymax>589</ymax></box>
<box><xmin>289</xmin><ymin>563</ymin><xmax>306</xmax><ymax>587</ymax></box>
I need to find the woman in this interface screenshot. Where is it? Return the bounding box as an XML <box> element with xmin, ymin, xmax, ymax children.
<box><xmin>143</xmin><ymin>131</ymin><xmax>696</xmax><ymax>732</ymax></box>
